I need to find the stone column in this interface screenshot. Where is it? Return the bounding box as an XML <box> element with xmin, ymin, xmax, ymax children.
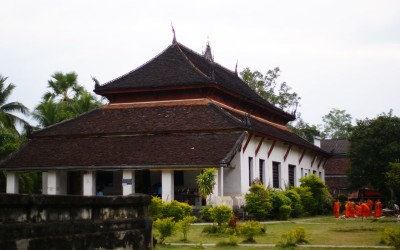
<box><xmin>44</xmin><ymin>171</ymin><xmax>67</xmax><ymax>195</ymax></box>
<box><xmin>6</xmin><ymin>172</ymin><xmax>19</xmax><ymax>194</ymax></box>
<box><xmin>83</xmin><ymin>171</ymin><xmax>96</xmax><ymax>196</ymax></box>
<box><xmin>122</xmin><ymin>170</ymin><xmax>135</xmax><ymax>196</ymax></box>
<box><xmin>46</xmin><ymin>171</ymin><xmax>58</xmax><ymax>195</ymax></box>
<box><xmin>161</xmin><ymin>170</ymin><xmax>174</xmax><ymax>202</ymax></box>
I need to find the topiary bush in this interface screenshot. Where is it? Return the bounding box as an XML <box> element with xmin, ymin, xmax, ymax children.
<box><xmin>237</xmin><ymin>220</ymin><xmax>264</xmax><ymax>243</ymax></box>
<box><xmin>210</xmin><ymin>205</ymin><xmax>233</xmax><ymax>226</ymax></box>
<box><xmin>279</xmin><ymin>205</ymin><xmax>292</xmax><ymax>220</ymax></box>
<box><xmin>381</xmin><ymin>228</ymin><xmax>400</xmax><ymax>249</ymax></box>
<box><xmin>177</xmin><ymin>216</ymin><xmax>197</xmax><ymax>241</ymax></box>
<box><xmin>199</xmin><ymin>205</ymin><xmax>213</xmax><ymax>222</ymax></box>
<box><xmin>148</xmin><ymin>196</ymin><xmax>164</xmax><ymax>220</ymax></box>
<box><xmin>162</xmin><ymin>200</ymin><xmax>193</xmax><ymax>221</ymax></box>
<box><xmin>154</xmin><ymin>217</ymin><xmax>178</xmax><ymax>244</ymax></box>
<box><xmin>244</xmin><ymin>184</ymin><xmax>273</xmax><ymax>221</ymax></box>
<box><xmin>277</xmin><ymin>227</ymin><xmax>308</xmax><ymax>247</ymax></box>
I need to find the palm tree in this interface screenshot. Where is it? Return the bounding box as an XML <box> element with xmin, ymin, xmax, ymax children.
<box><xmin>0</xmin><ymin>75</ymin><xmax>29</xmax><ymax>133</ymax></box>
<box><xmin>70</xmin><ymin>91</ymin><xmax>103</xmax><ymax>116</ymax></box>
<box><xmin>43</xmin><ymin>72</ymin><xmax>84</xmax><ymax>102</ymax></box>
<box><xmin>31</xmin><ymin>98</ymin><xmax>70</xmax><ymax>128</ymax></box>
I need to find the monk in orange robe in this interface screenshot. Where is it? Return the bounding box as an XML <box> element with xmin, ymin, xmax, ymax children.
<box><xmin>374</xmin><ymin>200</ymin><xmax>382</xmax><ymax>218</ymax></box>
<box><xmin>348</xmin><ymin>201</ymin><xmax>356</xmax><ymax>217</ymax></box>
<box><xmin>333</xmin><ymin>201</ymin><xmax>341</xmax><ymax>218</ymax></box>
<box><xmin>355</xmin><ymin>203</ymin><xmax>362</xmax><ymax>217</ymax></box>
<box><xmin>361</xmin><ymin>202</ymin><xmax>370</xmax><ymax>218</ymax></box>
<box><xmin>345</xmin><ymin>201</ymin><xmax>350</xmax><ymax>217</ymax></box>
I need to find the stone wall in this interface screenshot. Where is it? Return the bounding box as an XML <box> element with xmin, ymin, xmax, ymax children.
<box><xmin>0</xmin><ymin>193</ymin><xmax>152</xmax><ymax>250</ymax></box>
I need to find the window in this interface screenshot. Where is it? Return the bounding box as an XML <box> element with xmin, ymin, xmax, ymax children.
<box><xmin>301</xmin><ymin>168</ymin><xmax>304</xmax><ymax>178</ymax></box>
<box><xmin>313</xmin><ymin>170</ymin><xmax>316</xmax><ymax>175</ymax></box>
<box><xmin>259</xmin><ymin>159</ymin><xmax>265</xmax><ymax>184</ymax></box>
<box><xmin>272</xmin><ymin>161</ymin><xmax>280</xmax><ymax>188</ymax></box>
<box><xmin>288</xmin><ymin>164</ymin><xmax>296</xmax><ymax>187</ymax></box>
<box><xmin>319</xmin><ymin>171</ymin><xmax>322</xmax><ymax>178</ymax></box>
<box><xmin>248</xmin><ymin>157</ymin><xmax>253</xmax><ymax>186</ymax></box>
<box><xmin>174</xmin><ymin>171</ymin><xmax>184</xmax><ymax>186</ymax></box>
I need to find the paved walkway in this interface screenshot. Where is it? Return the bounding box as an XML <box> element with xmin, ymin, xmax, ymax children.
<box><xmin>168</xmin><ymin>242</ymin><xmax>395</xmax><ymax>249</ymax></box>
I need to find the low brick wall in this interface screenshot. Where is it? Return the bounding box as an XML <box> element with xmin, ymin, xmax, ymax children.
<box><xmin>0</xmin><ymin>193</ymin><xmax>152</xmax><ymax>250</ymax></box>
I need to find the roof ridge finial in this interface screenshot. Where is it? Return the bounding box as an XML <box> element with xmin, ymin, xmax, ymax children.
<box><xmin>203</xmin><ymin>37</ymin><xmax>213</xmax><ymax>62</ymax></box>
<box><xmin>171</xmin><ymin>23</ymin><xmax>177</xmax><ymax>44</ymax></box>
<box><xmin>235</xmin><ymin>59</ymin><xmax>238</xmax><ymax>75</ymax></box>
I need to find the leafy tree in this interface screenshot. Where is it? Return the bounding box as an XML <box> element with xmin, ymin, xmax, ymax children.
<box><xmin>385</xmin><ymin>162</ymin><xmax>400</xmax><ymax>201</ymax></box>
<box><xmin>0</xmin><ymin>75</ymin><xmax>29</xmax><ymax>133</ymax></box>
<box><xmin>320</xmin><ymin>108</ymin><xmax>352</xmax><ymax>139</ymax></box>
<box><xmin>290</xmin><ymin>117</ymin><xmax>320</xmax><ymax>143</ymax></box>
<box><xmin>347</xmin><ymin>111</ymin><xmax>400</xmax><ymax>197</ymax></box>
<box><xmin>196</xmin><ymin>168</ymin><xmax>216</xmax><ymax>203</ymax></box>
<box><xmin>33</xmin><ymin>72</ymin><xmax>103</xmax><ymax>128</ymax></box>
<box><xmin>240</xmin><ymin>67</ymin><xmax>300</xmax><ymax>114</ymax></box>
<box><xmin>43</xmin><ymin>72</ymin><xmax>84</xmax><ymax>102</ymax></box>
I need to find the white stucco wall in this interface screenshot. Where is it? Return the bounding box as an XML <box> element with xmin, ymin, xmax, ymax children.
<box><xmin>224</xmin><ymin>132</ymin><xmax>326</xmax><ymax>196</ymax></box>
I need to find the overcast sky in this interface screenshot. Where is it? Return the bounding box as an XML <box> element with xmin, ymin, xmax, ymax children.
<box><xmin>1</xmin><ymin>0</ymin><xmax>399</xmax><ymax>126</ymax></box>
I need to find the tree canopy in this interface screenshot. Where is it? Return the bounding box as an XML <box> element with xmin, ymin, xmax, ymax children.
<box><xmin>320</xmin><ymin>108</ymin><xmax>352</xmax><ymax>139</ymax></box>
<box><xmin>347</xmin><ymin>111</ymin><xmax>400</xmax><ymax>198</ymax></box>
<box><xmin>33</xmin><ymin>72</ymin><xmax>103</xmax><ymax>128</ymax></box>
<box><xmin>0</xmin><ymin>75</ymin><xmax>29</xmax><ymax>133</ymax></box>
<box><xmin>240</xmin><ymin>67</ymin><xmax>300</xmax><ymax>114</ymax></box>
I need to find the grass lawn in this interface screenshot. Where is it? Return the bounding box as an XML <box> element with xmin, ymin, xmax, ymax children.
<box><xmin>154</xmin><ymin>216</ymin><xmax>400</xmax><ymax>249</ymax></box>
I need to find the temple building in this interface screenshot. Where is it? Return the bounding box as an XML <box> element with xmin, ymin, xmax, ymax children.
<box><xmin>0</xmin><ymin>38</ymin><xmax>329</xmax><ymax>207</ymax></box>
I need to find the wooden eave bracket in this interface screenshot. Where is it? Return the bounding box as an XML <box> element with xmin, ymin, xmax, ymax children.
<box><xmin>322</xmin><ymin>158</ymin><xmax>328</xmax><ymax>169</ymax></box>
<box><xmin>317</xmin><ymin>157</ymin><xmax>324</xmax><ymax>168</ymax></box>
<box><xmin>267</xmin><ymin>139</ymin><xmax>277</xmax><ymax>158</ymax></box>
<box><xmin>298</xmin><ymin>149</ymin><xmax>306</xmax><ymax>164</ymax></box>
<box><xmin>310</xmin><ymin>153</ymin><xmax>317</xmax><ymax>167</ymax></box>
<box><xmin>242</xmin><ymin>133</ymin><xmax>253</xmax><ymax>153</ymax></box>
<box><xmin>255</xmin><ymin>137</ymin><xmax>265</xmax><ymax>156</ymax></box>
<box><xmin>283</xmin><ymin>144</ymin><xmax>293</xmax><ymax>162</ymax></box>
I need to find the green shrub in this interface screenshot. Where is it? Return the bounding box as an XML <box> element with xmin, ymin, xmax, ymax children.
<box><xmin>216</xmin><ymin>235</ymin><xmax>239</xmax><ymax>247</ymax></box>
<box><xmin>277</xmin><ymin>227</ymin><xmax>308</xmax><ymax>247</ymax></box>
<box><xmin>244</xmin><ymin>184</ymin><xmax>273</xmax><ymax>221</ymax></box>
<box><xmin>381</xmin><ymin>228</ymin><xmax>400</xmax><ymax>249</ymax></box>
<box><xmin>148</xmin><ymin>196</ymin><xmax>164</xmax><ymax>220</ymax></box>
<box><xmin>284</xmin><ymin>189</ymin><xmax>303</xmax><ymax>218</ymax></box>
<box><xmin>299</xmin><ymin>174</ymin><xmax>332</xmax><ymax>215</ymax></box>
<box><xmin>210</xmin><ymin>205</ymin><xmax>233</xmax><ymax>226</ymax></box>
<box><xmin>154</xmin><ymin>217</ymin><xmax>178</xmax><ymax>244</ymax></box>
<box><xmin>177</xmin><ymin>216</ymin><xmax>197</xmax><ymax>241</ymax></box>
<box><xmin>237</xmin><ymin>220</ymin><xmax>264</xmax><ymax>242</ymax></box>
<box><xmin>162</xmin><ymin>200</ymin><xmax>193</xmax><ymax>221</ymax></box>
<box><xmin>202</xmin><ymin>224</ymin><xmax>219</xmax><ymax>234</ymax></box>
<box><xmin>279</xmin><ymin>205</ymin><xmax>292</xmax><ymax>220</ymax></box>
<box><xmin>293</xmin><ymin>186</ymin><xmax>317</xmax><ymax>216</ymax></box>
<box><xmin>269</xmin><ymin>190</ymin><xmax>291</xmax><ymax>219</ymax></box>
<box><xmin>199</xmin><ymin>205</ymin><xmax>213</xmax><ymax>222</ymax></box>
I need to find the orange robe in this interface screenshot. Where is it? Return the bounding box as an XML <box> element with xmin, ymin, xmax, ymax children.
<box><xmin>374</xmin><ymin>201</ymin><xmax>382</xmax><ymax>218</ymax></box>
<box><xmin>345</xmin><ymin>201</ymin><xmax>350</xmax><ymax>217</ymax></box>
<box><xmin>355</xmin><ymin>204</ymin><xmax>362</xmax><ymax>217</ymax></box>
<box><xmin>361</xmin><ymin>203</ymin><xmax>370</xmax><ymax>218</ymax></box>
<box><xmin>348</xmin><ymin>201</ymin><xmax>356</xmax><ymax>217</ymax></box>
<box><xmin>334</xmin><ymin>201</ymin><xmax>341</xmax><ymax>218</ymax></box>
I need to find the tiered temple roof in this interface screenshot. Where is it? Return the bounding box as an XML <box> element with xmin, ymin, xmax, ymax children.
<box><xmin>0</xmin><ymin>40</ymin><xmax>328</xmax><ymax>171</ymax></box>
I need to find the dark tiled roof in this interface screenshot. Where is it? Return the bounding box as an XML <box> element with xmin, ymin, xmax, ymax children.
<box><xmin>321</xmin><ymin>139</ymin><xmax>349</xmax><ymax>155</ymax></box>
<box><xmin>1</xmin><ymin>101</ymin><xmax>328</xmax><ymax>170</ymax></box>
<box><xmin>2</xmin><ymin>132</ymin><xmax>245</xmax><ymax>170</ymax></box>
<box><xmin>94</xmin><ymin>42</ymin><xmax>293</xmax><ymax>121</ymax></box>
<box><xmin>31</xmin><ymin>103</ymin><xmax>243</xmax><ymax>137</ymax></box>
